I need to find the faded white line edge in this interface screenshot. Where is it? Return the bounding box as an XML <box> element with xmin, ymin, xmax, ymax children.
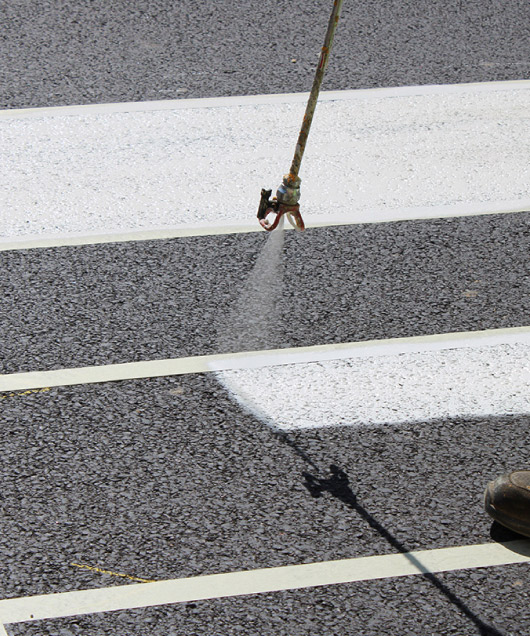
<box><xmin>0</xmin><ymin>540</ymin><xmax>529</xmax><ymax>624</ymax></box>
<box><xmin>0</xmin><ymin>622</ymin><xmax>7</xmax><ymax>635</ymax></box>
<box><xmin>1</xmin><ymin>326</ymin><xmax>529</xmax><ymax>392</ymax></box>
<box><xmin>1</xmin><ymin>80</ymin><xmax>529</xmax><ymax>120</ymax></box>
<box><xmin>0</xmin><ymin>201</ymin><xmax>528</xmax><ymax>252</ymax></box>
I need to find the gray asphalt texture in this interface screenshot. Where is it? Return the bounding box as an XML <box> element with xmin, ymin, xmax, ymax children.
<box><xmin>2</xmin><ymin>212</ymin><xmax>529</xmax><ymax>374</ymax></box>
<box><xmin>2</xmin><ymin>374</ymin><xmax>529</xmax><ymax>635</ymax></box>
<box><xmin>9</xmin><ymin>563</ymin><xmax>530</xmax><ymax>636</ymax></box>
<box><xmin>2</xmin><ymin>2</ymin><xmax>530</xmax><ymax>635</ymax></box>
<box><xmin>10</xmin><ymin>561</ymin><xmax>530</xmax><ymax>636</ymax></box>
<box><xmin>1</xmin><ymin>0</ymin><xmax>529</xmax><ymax>109</ymax></box>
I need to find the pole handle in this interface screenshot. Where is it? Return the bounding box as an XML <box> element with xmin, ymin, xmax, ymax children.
<box><xmin>288</xmin><ymin>0</ymin><xmax>344</xmax><ymax>182</ymax></box>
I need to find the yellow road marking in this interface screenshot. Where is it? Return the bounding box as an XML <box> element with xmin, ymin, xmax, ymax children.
<box><xmin>0</xmin><ymin>387</ymin><xmax>50</xmax><ymax>401</ymax></box>
<box><xmin>70</xmin><ymin>563</ymin><xmax>155</xmax><ymax>584</ymax></box>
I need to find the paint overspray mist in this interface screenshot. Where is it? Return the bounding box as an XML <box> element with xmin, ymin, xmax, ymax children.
<box><xmin>217</xmin><ymin>216</ymin><xmax>286</xmax><ymax>353</ymax></box>
<box><xmin>216</xmin><ymin>216</ymin><xmax>286</xmax><ymax>429</ymax></box>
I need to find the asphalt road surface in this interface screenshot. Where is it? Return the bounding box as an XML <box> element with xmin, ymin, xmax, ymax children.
<box><xmin>1</xmin><ymin>0</ymin><xmax>529</xmax><ymax>108</ymax></box>
<box><xmin>1</xmin><ymin>213</ymin><xmax>529</xmax><ymax>374</ymax></box>
<box><xmin>1</xmin><ymin>2</ymin><xmax>530</xmax><ymax>635</ymax></box>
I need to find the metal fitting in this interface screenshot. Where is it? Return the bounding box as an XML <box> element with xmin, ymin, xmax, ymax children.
<box><xmin>276</xmin><ymin>175</ymin><xmax>301</xmax><ymax>206</ymax></box>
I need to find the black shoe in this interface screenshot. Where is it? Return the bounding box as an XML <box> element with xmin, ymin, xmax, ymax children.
<box><xmin>484</xmin><ymin>471</ymin><xmax>530</xmax><ymax>538</ymax></box>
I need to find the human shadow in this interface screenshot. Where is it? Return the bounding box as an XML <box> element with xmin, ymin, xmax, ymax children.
<box><xmin>301</xmin><ymin>463</ymin><xmax>504</xmax><ymax>635</ymax></box>
<box><xmin>277</xmin><ymin>446</ymin><xmax>503</xmax><ymax>636</ymax></box>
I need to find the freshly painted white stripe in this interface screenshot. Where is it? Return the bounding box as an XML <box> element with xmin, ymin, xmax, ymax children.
<box><xmin>0</xmin><ymin>202</ymin><xmax>527</xmax><ymax>252</ymax></box>
<box><xmin>0</xmin><ymin>541</ymin><xmax>528</xmax><ymax>624</ymax></box>
<box><xmin>218</xmin><ymin>341</ymin><xmax>530</xmax><ymax>430</ymax></box>
<box><xmin>1</xmin><ymin>83</ymin><xmax>528</xmax><ymax>241</ymax></box>
<box><xmin>1</xmin><ymin>80</ymin><xmax>529</xmax><ymax>119</ymax></box>
<box><xmin>0</xmin><ymin>326</ymin><xmax>528</xmax><ymax>393</ymax></box>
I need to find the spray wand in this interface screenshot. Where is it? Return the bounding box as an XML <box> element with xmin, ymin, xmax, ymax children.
<box><xmin>257</xmin><ymin>0</ymin><xmax>344</xmax><ymax>232</ymax></box>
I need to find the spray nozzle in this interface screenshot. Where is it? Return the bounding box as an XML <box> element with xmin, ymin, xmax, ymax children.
<box><xmin>257</xmin><ymin>176</ymin><xmax>305</xmax><ymax>232</ymax></box>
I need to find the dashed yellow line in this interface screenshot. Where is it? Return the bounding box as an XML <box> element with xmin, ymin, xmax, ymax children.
<box><xmin>0</xmin><ymin>387</ymin><xmax>50</xmax><ymax>401</ymax></box>
<box><xmin>70</xmin><ymin>563</ymin><xmax>155</xmax><ymax>584</ymax></box>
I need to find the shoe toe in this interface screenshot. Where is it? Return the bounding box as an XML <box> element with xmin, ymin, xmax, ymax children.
<box><xmin>484</xmin><ymin>471</ymin><xmax>530</xmax><ymax>538</ymax></box>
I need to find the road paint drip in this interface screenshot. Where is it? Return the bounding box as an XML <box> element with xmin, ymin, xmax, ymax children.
<box><xmin>70</xmin><ymin>563</ymin><xmax>155</xmax><ymax>584</ymax></box>
<box><xmin>0</xmin><ymin>387</ymin><xmax>50</xmax><ymax>401</ymax></box>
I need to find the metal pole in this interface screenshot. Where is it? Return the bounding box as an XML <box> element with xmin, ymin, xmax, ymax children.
<box><xmin>287</xmin><ymin>0</ymin><xmax>344</xmax><ymax>184</ymax></box>
<box><xmin>257</xmin><ymin>0</ymin><xmax>344</xmax><ymax>231</ymax></box>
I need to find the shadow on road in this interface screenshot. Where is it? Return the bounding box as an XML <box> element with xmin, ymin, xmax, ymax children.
<box><xmin>276</xmin><ymin>432</ymin><xmax>504</xmax><ymax>636</ymax></box>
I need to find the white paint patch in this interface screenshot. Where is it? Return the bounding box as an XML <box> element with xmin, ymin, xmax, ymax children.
<box><xmin>0</xmin><ymin>622</ymin><xmax>7</xmax><ymax>635</ymax></box>
<box><xmin>0</xmin><ymin>83</ymin><xmax>528</xmax><ymax>240</ymax></box>
<box><xmin>218</xmin><ymin>342</ymin><xmax>530</xmax><ymax>430</ymax></box>
<box><xmin>0</xmin><ymin>326</ymin><xmax>528</xmax><ymax>395</ymax></box>
<box><xmin>0</xmin><ymin>541</ymin><xmax>528</xmax><ymax>624</ymax></box>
